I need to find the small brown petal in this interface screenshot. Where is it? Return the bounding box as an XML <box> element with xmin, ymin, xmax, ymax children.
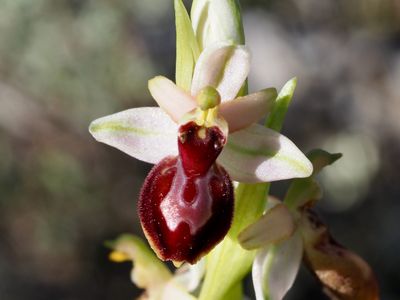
<box><xmin>301</xmin><ymin>210</ymin><xmax>379</xmax><ymax>300</ymax></box>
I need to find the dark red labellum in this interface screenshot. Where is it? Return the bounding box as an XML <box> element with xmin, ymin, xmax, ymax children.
<box><xmin>139</xmin><ymin>121</ymin><xmax>233</xmax><ymax>264</ymax></box>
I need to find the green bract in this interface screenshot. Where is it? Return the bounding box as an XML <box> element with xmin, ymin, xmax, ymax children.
<box><xmin>175</xmin><ymin>0</ymin><xmax>200</xmax><ymax>91</ymax></box>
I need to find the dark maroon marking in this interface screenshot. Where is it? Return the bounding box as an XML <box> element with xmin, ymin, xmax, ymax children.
<box><xmin>138</xmin><ymin>122</ymin><xmax>233</xmax><ymax>264</ymax></box>
<box><xmin>178</xmin><ymin>121</ymin><xmax>226</xmax><ymax>176</ymax></box>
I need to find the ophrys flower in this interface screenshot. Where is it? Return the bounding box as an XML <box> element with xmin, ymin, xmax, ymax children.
<box><xmin>89</xmin><ymin>43</ymin><xmax>312</xmax><ymax>264</ymax></box>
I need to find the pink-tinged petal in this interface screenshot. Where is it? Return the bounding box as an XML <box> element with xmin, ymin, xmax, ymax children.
<box><xmin>89</xmin><ymin>107</ymin><xmax>178</xmax><ymax>164</ymax></box>
<box><xmin>238</xmin><ymin>203</ymin><xmax>295</xmax><ymax>250</ymax></box>
<box><xmin>191</xmin><ymin>43</ymin><xmax>250</xmax><ymax>102</ymax></box>
<box><xmin>252</xmin><ymin>231</ymin><xmax>303</xmax><ymax>300</ymax></box>
<box><xmin>219</xmin><ymin>88</ymin><xmax>277</xmax><ymax>132</ymax></box>
<box><xmin>218</xmin><ymin>124</ymin><xmax>313</xmax><ymax>183</ymax></box>
<box><xmin>301</xmin><ymin>210</ymin><xmax>379</xmax><ymax>300</ymax></box>
<box><xmin>148</xmin><ymin>76</ymin><xmax>197</xmax><ymax>122</ymax></box>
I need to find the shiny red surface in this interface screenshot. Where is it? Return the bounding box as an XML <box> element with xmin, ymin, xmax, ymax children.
<box><xmin>178</xmin><ymin>122</ymin><xmax>226</xmax><ymax>176</ymax></box>
<box><xmin>138</xmin><ymin>122</ymin><xmax>233</xmax><ymax>263</ymax></box>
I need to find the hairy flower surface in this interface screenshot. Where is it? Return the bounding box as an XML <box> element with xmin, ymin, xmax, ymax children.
<box><xmin>89</xmin><ymin>43</ymin><xmax>312</xmax><ymax>264</ymax></box>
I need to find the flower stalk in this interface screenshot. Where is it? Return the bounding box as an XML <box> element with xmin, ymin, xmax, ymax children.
<box><xmin>199</xmin><ymin>78</ymin><xmax>297</xmax><ymax>300</ymax></box>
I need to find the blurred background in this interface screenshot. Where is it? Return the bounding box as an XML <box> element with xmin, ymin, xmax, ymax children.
<box><xmin>0</xmin><ymin>0</ymin><xmax>399</xmax><ymax>299</ymax></box>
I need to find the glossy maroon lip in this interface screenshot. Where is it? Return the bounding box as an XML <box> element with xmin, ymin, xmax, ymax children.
<box><xmin>138</xmin><ymin>121</ymin><xmax>234</xmax><ymax>264</ymax></box>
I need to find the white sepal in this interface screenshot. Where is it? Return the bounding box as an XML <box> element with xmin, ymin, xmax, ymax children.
<box><xmin>218</xmin><ymin>124</ymin><xmax>313</xmax><ymax>183</ymax></box>
<box><xmin>89</xmin><ymin>107</ymin><xmax>178</xmax><ymax>164</ymax></box>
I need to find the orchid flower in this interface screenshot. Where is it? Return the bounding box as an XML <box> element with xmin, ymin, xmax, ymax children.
<box><xmin>238</xmin><ymin>150</ymin><xmax>379</xmax><ymax>300</ymax></box>
<box><xmin>89</xmin><ymin>43</ymin><xmax>312</xmax><ymax>264</ymax></box>
<box><xmin>88</xmin><ymin>1</ymin><xmax>379</xmax><ymax>299</ymax></box>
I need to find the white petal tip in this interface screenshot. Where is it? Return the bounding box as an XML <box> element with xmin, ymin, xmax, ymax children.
<box><xmin>88</xmin><ymin>120</ymin><xmax>100</xmax><ymax>138</ymax></box>
<box><xmin>148</xmin><ymin>75</ymin><xmax>164</xmax><ymax>87</ymax></box>
<box><xmin>299</xmin><ymin>157</ymin><xmax>314</xmax><ymax>178</ymax></box>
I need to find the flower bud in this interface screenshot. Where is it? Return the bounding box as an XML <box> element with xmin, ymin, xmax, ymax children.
<box><xmin>191</xmin><ymin>0</ymin><xmax>245</xmax><ymax>50</ymax></box>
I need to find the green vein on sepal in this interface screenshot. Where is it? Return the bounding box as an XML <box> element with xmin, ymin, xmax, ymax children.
<box><xmin>89</xmin><ymin>121</ymin><xmax>173</xmax><ymax>136</ymax></box>
<box><xmin>225</xmin><ymin>141</ymin><xmax>310</xmax><ymax>174</ymax></box>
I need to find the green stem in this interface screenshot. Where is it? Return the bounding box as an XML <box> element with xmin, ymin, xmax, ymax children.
<box><xmin>199</xmin><ymin>183</ymin><xmax>269</xmax><ymax>300</ymax></box>
<box><xmin>199</xmin><ymin>78</ymin><xmax>298</xmax><ymax>300</ymax></box>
